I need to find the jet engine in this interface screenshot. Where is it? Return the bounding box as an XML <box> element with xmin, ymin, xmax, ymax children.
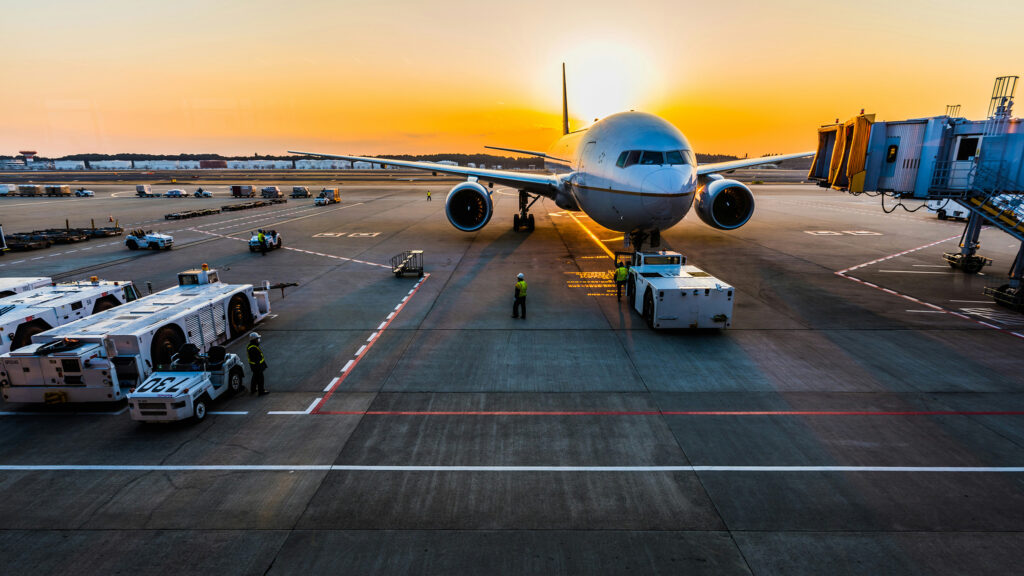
<box><xmin>445</xmin><ymin>181</ymin><xmax>493</xmax><ymax>232</ymax></box>
<box><xmin>695</xmin><ymin>178</ymin><xmax>755</xmax><ymax>230</ymax></box>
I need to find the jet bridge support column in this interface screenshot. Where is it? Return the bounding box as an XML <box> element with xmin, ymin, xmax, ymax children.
<box><xmin>984</xmin><ymin>241</ymin><xmax>1024</xmax><ymax>311</ymax></box>
<box><xmin>943</xmin><ymin>211</ymin><xmax>992</xmax><ymax>274</ymax></box>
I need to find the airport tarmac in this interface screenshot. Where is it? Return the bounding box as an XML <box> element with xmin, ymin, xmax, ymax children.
<box><xmin>1</xmin><ymin>182</ymin><xmax>1023</xmax><ymax>575</ymax></box>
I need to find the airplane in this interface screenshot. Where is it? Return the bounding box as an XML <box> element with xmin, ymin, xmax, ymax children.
<box><xmin>290</xmin><ymin>64</ymin><xmax>812</xmax><ymax>250</ymax></box>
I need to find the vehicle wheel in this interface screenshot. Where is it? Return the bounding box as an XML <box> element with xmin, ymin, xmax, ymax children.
<box><xmin>126</xmin><ymin>239</ymin><xmax>138</xmax><ymax>250</ymax></box>
<box><xmin>12</xmin><ymin>321</ymin><xmax>49</xmax><ymax>350</ymax></box>
<box><xmin>150</xmin><ymin>325</ymin><xmax>186</xmax><ymax>367</ymax></box>
<box><xmin>194</xmin><ymin>397</ymin><xmax>208</xmax><ymax>421</ymax></box>
<box><xmin>642</xmin><ymin>289</ymin><xmax>655</xmax><ymax>329</ymax></box>
<box><xmin>527</xmin><ymin>214</ymin><xmax>535</xmax><ymax>231</ymax></box>
<box><xmin>92</xmin><ymin>297</ymin><xmax>119</xmax><ymax>314</ymax></box>
<box><xmin>228</xmin><ymin>367</ymin><xmax>244</xmax><ymax>395</ymax></box>
<box><xmin>962</xmin><ymin>258</ymin><xmax>983</xmax><ymax>274</ymax></box>
<box><xmin>626</xmin><ymin>275</ymin><xmax>636</xmax><ymax>305</ymax></box>
<box><xmin>249</xmin><ymin>246</ymin><xmax>256</xmax><ymax>252</ymax></box>
<box><xmin>513</xmin><ymin>214</ymin><xmax>520</xmax><ymax>231</ymax></box>
<box><xmin>276</xmin><ymin>239</ymin><xmax>282</xmax><ymax>249</ymax></box>
<box><xmin>937</xmin><ymin>210</ymin><xmax>947</xmax><ymax>220</ymax></box>
<box><xmin>228</xmin><ymin>294</ymin><xmax>254</xmax><ymax>338</ymax></box>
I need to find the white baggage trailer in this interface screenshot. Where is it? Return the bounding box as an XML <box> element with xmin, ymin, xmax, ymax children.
<box><xmin>0</xmin><ymin>266</ymin><xmax>270</xmax><ymax>404</ymax></box>
<box><xmin>0</xmin><ymin>277</ymin><xmax>52</xmax><ymax>298</ymax></box>
<box><xmin>626</xmin><ymin>251</ymin><xmax>734</xmax><ymax>329</ymax></box>
<box><xmin>0</xmin><ymin>278</ymin><xmax>139</xmax><ymax>354</ymax></box>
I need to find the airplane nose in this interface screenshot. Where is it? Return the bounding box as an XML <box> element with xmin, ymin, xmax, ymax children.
<box><xmin>640</xmin><ymin>168</ymin><xmax>691</xmax><ymax>221</ymax></box>
<box><xmin>641</xmin><ymin>168</ymin><xmax>686</xmax><ymax>195</ymax></box>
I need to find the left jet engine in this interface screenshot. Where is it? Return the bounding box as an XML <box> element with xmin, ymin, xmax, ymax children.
<box><xmin>445</xmin><ymin>181</ymin><xmax>493</xmax><ymax>232</ymax></box>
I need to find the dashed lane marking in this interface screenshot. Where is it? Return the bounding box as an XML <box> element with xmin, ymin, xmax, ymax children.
<box><xmin>0</xmin><ymin>464</ymin><xmax>1022</xmax><ymax>473</ymax></box>
<box><xmin>268</xmin><ymin>398</ymin><xmax>320</xmax><ymax>415</ymax></box>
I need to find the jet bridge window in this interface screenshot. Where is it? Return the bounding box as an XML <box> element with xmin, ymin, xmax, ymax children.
<box><xmin>886</xmin><ymin>145</ymin><xmax>899</xmax><ymax>163</ymax></box>
<box><xmin>956</xmin><ymin>137</ymin><xmax>980</xmax><ymax>161</ymax></box>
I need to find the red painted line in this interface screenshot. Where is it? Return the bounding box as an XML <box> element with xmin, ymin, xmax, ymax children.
<box><xmin>311</xmin><ymin>275</ymin><xmax>430</xmax><ymax>413</ymax></box>
<box><xmin>314</xmin><ymin>410</ymin><xmax>1024</xmax><ymax>416</ymax></box>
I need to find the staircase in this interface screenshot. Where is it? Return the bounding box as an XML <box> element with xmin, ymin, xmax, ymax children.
<box><xmin>961</xmin><ymin>163</ymin><xmax>1024</xmax><ymax>243</ymax></box>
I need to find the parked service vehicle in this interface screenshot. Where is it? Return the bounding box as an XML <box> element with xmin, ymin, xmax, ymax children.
<box><xmin>230</xmin><ymin>185</ymin><xmax>255</xmax><ymax>198</ymax></box>
<box><xmin>44</xmin><ymin>185</ymin><xmax>72</xmax><ymax>197</ymax></box>
<box><xmin>0</xmin><ymin>184</ymin><xmax>15</xmax><ymax>196</ymax></box>
<box><xmin>125</xmin><ymin>229</ymin><xmax>173</xmax><ymax>250</ymax></box>
<box><xmin>0</xmin><ymin>276</ymin><xmax>52</xmax><ymax>298</ymax></box>
<box><xmin>291</xmin><ymin>186</ymin><xmax>311</xmax><ymax>198</ymax></box>
<box><xmin>927</xmin><ymin>199</ymin><xmax>970</xmax><ymax>220</ymax></box>
<box><xmin>74</xmin><ymin>188</ymin><xmax>95</xmax><ymax>197</ymax></box>
<box><xmin>626</xmin><ymin>251</ymin><xmax>734</xmax><ymax>329</ymax></box>
<box><xmin>261</xmin><ymin>186</ymin><xmax>283</xmax><ymax>199</ymax></box>
<box><xmin>194</xmin><ymin>187</ymin><xmax>213</xmax><ymax>198</ymax></box>
<box><xmin>315</xmin><ymin>187</ymin><xmax>340</xmax><ymax>206</ymax></box>
<box><xmin>128</xmin><ymin>343</ymin><xmax>245</xmax><ymax>422</ymax></box>
<box><xmin>0</xmin><ymin>265</ymin><xmax>270</xmax><ymax>404</ymax></box>
<box><xmin>249</xmin><ymin>230</ymin><xmax>282</xmax><ymax>252</ymax></box>
<box><xmin>18</xmin><ymin>185</ymin><xmax>42</xmax><ymax>197</ymax></box>
<box><xmin>136</xmin><ymin>184</ymin><xmax>157</xmax><ymax>197</ymax></box>
<box><xmin>0</xmin><ymin>278</ymin><xmax>138</xmax><ymax>354</ymax></box>
<box><xmin>165</xmin><ymin>188</ymin><xmax>187</xmax><ymax>198</ymax></box>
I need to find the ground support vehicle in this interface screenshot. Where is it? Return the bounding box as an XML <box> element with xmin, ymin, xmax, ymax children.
<box><xmin>0</xmin><ymin>277</ymin><xmax>51</xmax><ymax>297</ymax></box>
<box><xmin>249</xmin><ymin>230</ymin><xmax>282</xmax><ymax>252</ymax></box>
<box><xmin>315</xmin><ymin>188</ymin><xmax>340</xmax><ymax>206</ymax></box>
<box><xmin>230</xmin><ymin>185</ymin><xmax>256</xmax><ymax>198</ymax></box>
<box><xmin>0</xmin><ymin>279</ymin><xmax>138</xmax><ymax>355</ymax></box>
<box><xmin>0</xmin><ymin>184</ymin><xmax>15</xmax><ymax>196</ymax></box>
<box><xmin>165</xmin><ymin>208</ymin><xmax>220</xmax><ymax>220</ymax></box>
<box><xmin>626</xmin><ymin>251</ymin><xmax>734</xmax><ymax>329</ymax></box>
<box><xmin>128</xmin><ymin>344</ymin><xmax>245</xmax><ymax>422</ymax></box>
<box><xmin>31</xmin><ymin>228</ymin><xmax>89</xmax><ymax>244</ymax></box>
<box><xmin>261</xmin><ymin>186</ymin><xmax>283</xmax><ymax>199</ymax></box>
<box><xmin>125</xmin><ymin>229</ymin><xmax>173</xmax><ymax>250</ymax></box>
<box><xmin>136</xmin><ymin>185</ymin><xmax>157</xmax><ymax>198</ymax></box>
<box><xmin>5</xmin><ymin>234</ymin><xmax>51</xmax><ymax>251</ymax></box>
<box><xmin>18</xmin><ymin>185</ymin><xmax>41</xmax><ymax>197</ymax></box>
<box><xmin>74</xmin><ymin>188</ymin><xmax>95</xmax><ymax>197</ymax></box>
<box><xmin>0</xmin><ymin>224</ymin><xmax>7</xmax><ymax>256</ymax></box>
<box><xmin>194</xmin><ymin>188</ymin><xmax>212</xmax><ymax>198</ymax></box>
<box><xmin>291</xmin><ymin>186</ymin><xmax>311</xmax><ymax>198</ymax></box>
<box><xmin>0</xmin><ymin>266</ymin><xmax>270</xmax><ymax>404</ymax></box>
<box><xmin>165</xmin><ymin>189</ymin><xmax>187</xmax><ymax>198</ymax></box>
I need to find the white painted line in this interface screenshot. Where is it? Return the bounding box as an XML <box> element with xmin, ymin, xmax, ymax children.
<box><xmin>305</xmin><ymin>398</ymin><xmax>320</xmax><ymax>414</ymax></box>
<box><xmin>268</xmin><ymin>410</ymin><xmax>308</xmax><ymax>415</ymax></box>
<box><xmin>11</xmin><ymin>260</ymin><xmax>25</xmax><ymax>264</ymax></box>
<box><xmin>355</xmin><ymin>345</ymin><xmax>367</xmax><ymax>356</ymax></box>
<box><xmin>386</xmin><ymin>313</ymin><xmax>394</xmax><ymax>320</ymax></box>
<box><xmin>906</xmin><ymin>310</ymin><xmax>946</xmax><ymax>313</ymax></box>
<box><xmin>31</xmin><ymin>256</ymin><xmax>44</xmax><ymax>260</ymax></box>
<box><xmin>912</xmin><ymin>264</ymin><xmax>949</xmax><ymax>268</ymax></box>
<box><xmin>208</xmin><ymin>411</ymin><xmax>248</xmax><ymax>415</ymax></box>
<box><xmin>324</xmin><ymin>377</ymin><xmax>341</xmax><ymax>392</ymax></box>
<box><xmin>408</xmin><ymin>289</ymin><xmax>415</xmax><ymax>295</ymax></box>
<box><xmin>394</xmin><ymin>304</ymin><xmax>402</xmax><ymax>311</ymax></box>
<box><xmin>340</xmin><ymin>360</ymin><xmax>354</xmax><ymax>373</ymax></box>
<box><xmin>367</xmin><ymin>332</ymin><xmax>378</xmax><ymax>342</ymax></box>
<box><xmin>1</xmin><ymin>464</ymin><xmax>1022</xmax><ymax>473</ymax></box>
<box><xmin>951</xmin><ymin>300</ymin><xmax>995</xmax><ymax>304</ymax></box>
<box><xmin>401</xmin><ymin>296</ymin><xmax>408</xmax><ymax>303</ymax></box>
<box><xmin>878</xmin><ymin>270</ymin><xmax>955</xmax><ymax>274</ymax></box>
<box><xmin>377</xmin><ymin>321</ymin><xmax>387</xmax><ymax>330</ymax></box>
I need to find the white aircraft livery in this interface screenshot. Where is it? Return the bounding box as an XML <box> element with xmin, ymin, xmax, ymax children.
<box><xmin>290</xmin><ymin>65</ymin><xmax>812</xmax><ymax>249</ymax></box>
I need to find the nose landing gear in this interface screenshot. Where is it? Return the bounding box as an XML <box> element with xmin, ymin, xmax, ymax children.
<box><xmin>625</xmin><ymin>229</ymin><xmax>660</xmax><ymax>252</ymax></box>
<box><xmin>513</xmin><ymin>190</ymin><xmax>538</xmax><ymax>232</ymax></box>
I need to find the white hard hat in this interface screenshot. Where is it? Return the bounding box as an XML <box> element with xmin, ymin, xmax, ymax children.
<box><xmin>249</xmin><ymin>332</ymin><xmax>261</xmax><ymax>340</ymax></box>
<box><xmin>517</xmin><ymin>273</ymin><xmax>524</xmax><ymax>279</ymax></box>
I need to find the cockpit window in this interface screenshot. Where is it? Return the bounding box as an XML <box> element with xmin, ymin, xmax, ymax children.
<box><xmin>640</xmin><ymin>151</ymin><xmax>663</xmax><ymax>165</ymax></box>
<box><xmin>617</xmin><ymin>150</ymin><xmax>693</xmax><ymax>168</ymax></box>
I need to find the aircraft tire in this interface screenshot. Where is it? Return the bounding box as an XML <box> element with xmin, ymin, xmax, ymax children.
<box><xmin>642</xmin><ymin>289</ymin><xmax>655</xmax><ymax>329</ymax></box>
<box><xmin>527</xmin><ymin>214</ymin><xmax>535</xmax><ymax>231</ymax></box>
<box><xmin>513</xmin><ymin>214</ymin><xmax>520</xmax><ymax>231</ymax></box>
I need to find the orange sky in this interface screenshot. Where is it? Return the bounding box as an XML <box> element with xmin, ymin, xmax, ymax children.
<box><xmin>2</xmin><ymin>0</ymin><xmax>1022</xmax><ymax>157</ymax></box>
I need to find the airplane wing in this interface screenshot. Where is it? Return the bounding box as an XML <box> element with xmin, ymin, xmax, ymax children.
<box><xmin>287</xmin><ymin>150</ymin><xmax>563</xmax><ymax>197</ymax></box>
<box><xmin>697</xmin><ymin>151</ymin><xmax>814</xmax><ymax>175</ymax></box>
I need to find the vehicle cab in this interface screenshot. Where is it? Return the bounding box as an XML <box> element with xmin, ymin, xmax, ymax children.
<box><xmin>128</xmin><ymin>343</ymin><xmax>245</xmax><ymax>422</ymax></box>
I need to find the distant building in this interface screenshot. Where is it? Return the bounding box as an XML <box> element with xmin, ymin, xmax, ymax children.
<box><xmin>437</xmin><ymin>160</ymin><xmax>457</xmax><ymax>166</ymax></box>
<box><xmin>134</xmin><ymin>160</ymin><xmax>180</xmax><ymax>170</ymax></box>
<box><xmin>89</xmin><ymin>160</ymin><xmax>133</xmax><ymax>170</ymax></box>
<box><xmin>296</xmin><ymin>159</ymin><xmax>352</xmax><ymax>169</ymax></box>
<box><xmin>53</xmin><ymin>160</ymin><xmax>86</xmax><ymax>170</ymax></box>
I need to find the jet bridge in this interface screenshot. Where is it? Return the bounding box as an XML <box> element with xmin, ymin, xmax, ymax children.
<box><xmin>809</xmin><ymin>76</ymin><xmax>1024</xmax><ymax>311</ymax></box>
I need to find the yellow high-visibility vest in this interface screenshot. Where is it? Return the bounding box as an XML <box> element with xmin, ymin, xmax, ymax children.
<box><xmin>515</xmin><ymin>280</ymin><xmax>527</xmax><ymax>297</ymax></box>
<box><xmin>614</xmin><ymin>266</ymin><xmax>628</xmax><ymax>281</ymax></box>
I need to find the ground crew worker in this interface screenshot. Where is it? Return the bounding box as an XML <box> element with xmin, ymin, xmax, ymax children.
<box><xmin>512</xmin><ymin>272</ymin><xmax>527</xmax><ymax>319</ymax></box>
<box><xmin>614</xmin><ymin>261</ymin><xmax>628</xmax><ymax>301</ymax></box>
<box><xmin>247</xmin><ymin>332</ymin><xmax>269</xmax><ymax>395</ymax></box>
<box><xmin>257</xmin><ymin>229</ymin><xmax>267</xmax><ymax>256</ymax></box>
<box><xmin>427</xmin><ymin>190</ymin><xmax>432</xmax><ymax>202</ymax></box>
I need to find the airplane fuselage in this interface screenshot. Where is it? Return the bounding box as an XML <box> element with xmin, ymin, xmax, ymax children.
<box><xmin>544</xmin><ymin>111</ymin><xmax>697</xmax><ymax>234</ymax></box>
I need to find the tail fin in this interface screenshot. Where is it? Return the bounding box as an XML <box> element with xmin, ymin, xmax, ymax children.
<box><xmin>561</xmin><ymin>63</ymin><xmax>569</xmax><ymax>135</ymax></box>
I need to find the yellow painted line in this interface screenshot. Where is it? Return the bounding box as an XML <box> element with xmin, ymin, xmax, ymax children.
<box><xmin>567</xmin><ymin>212</ymin><xmax>616</xmax><ymax>260</ymax></box>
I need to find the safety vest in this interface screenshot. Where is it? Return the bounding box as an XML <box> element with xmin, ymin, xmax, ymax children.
<box><xmin>515</xmin><ymin>280</ymin><xmax>527</xmax><ymax>297</ymax></box>
<box><xmin>247</xmin><ymin>344</ymin><xmax>264</xmax><ymax>365</ymax></box>
<box><xmin>614</xmin><ymin>266</ymin><xmax>628</xmax><ymax>281</ymax></box>
<box><xmin>258</xmin><ymin>232</ymin><xmax>265</xmax><ymax>243</ymax></box>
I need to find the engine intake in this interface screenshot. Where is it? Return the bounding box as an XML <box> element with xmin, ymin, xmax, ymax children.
<box><xmin>695</xmin><ymin>178</ymin><xmax>755</xmax><ymax>230</ymax></box>
<box><xmin>445</xmin><ymin>181</ymin><xmax>493</xmax><ymax>232</ymax></box>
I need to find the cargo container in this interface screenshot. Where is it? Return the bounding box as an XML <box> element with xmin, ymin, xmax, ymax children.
<box><xmin>18</xmin><ymin>185</ymin><xmax>41</xmax><ymax>197</ymax></box>
<box><xmin>261</xmin><ymin>186</ymin><xmax>283</xmax><ymax>198</ymax></box>
<box><xmin>231</xmin><ymin>185</ymin><xmax>255</xmax><ymax>198</ymax></box>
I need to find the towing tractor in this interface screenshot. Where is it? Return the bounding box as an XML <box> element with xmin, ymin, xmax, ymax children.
<box><xmin>128</xmin><ymin>343</ymin><xmax>245</xmax><ymax>422</ymax></box>
<box><xmin>315</xmin><ymin>188</ymin><xmax>340</xmax><ymax>206</ymax></box>
<box><xmin>249</xmin><ymin>230</ymin><xmax>282</xmax><ymax>252</ymax></box>
<box><xmin>0</xmin><ymin>276</ymin><xmax>51</xmax><ymax>298</ymax></box>
<box><xmin>625</xmin><ymin>251</ymin><xmax>734</xmax><ymax>329</ymax></box>
<box><xmin>0</xmin><ymin>265</ymin><xmax>270</xmax><ymax>404</ymax></box>
<box><xmin>125</xmin><ymin>229</ymin><xmax>173</xmax><ymax>250</ymax></box>
<box><xmin>0</xmin><ymin>278</ymin><xmax>139</xmax><ymax>355</ymax></box>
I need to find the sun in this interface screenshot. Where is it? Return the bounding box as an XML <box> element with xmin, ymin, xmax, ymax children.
<box><xmin>561</xmin><ymin>41</ymin><xmax>664</xmax><ymax>127</ymax></box>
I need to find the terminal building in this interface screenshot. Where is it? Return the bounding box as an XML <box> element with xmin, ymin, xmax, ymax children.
<box><xmin>810</xmin><ymin>76</ymin><xmax>1024</xmax><ymax>311</ymax></box>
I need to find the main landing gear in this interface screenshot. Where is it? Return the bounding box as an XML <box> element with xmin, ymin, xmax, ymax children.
<box><xmin>513</xmin><ymin>190</ymin><xmax>538</xmax><ymax>232</ymax></box>
<box><xmin>625</xmin><ymin>229</ymin><xmax>660</xmax><ymax>252</ymax></box>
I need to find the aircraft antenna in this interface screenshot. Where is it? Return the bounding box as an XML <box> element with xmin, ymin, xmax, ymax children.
<box><xmin>562</xmin><ymin>63</ymin><xmax>569</xmax><ymax>135</ymax></box>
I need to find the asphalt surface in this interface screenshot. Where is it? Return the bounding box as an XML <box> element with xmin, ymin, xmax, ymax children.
<box><xmin>0</xmin><ymin>183</ymin><xmax>1023</xmax><ymax>575</ymax></box>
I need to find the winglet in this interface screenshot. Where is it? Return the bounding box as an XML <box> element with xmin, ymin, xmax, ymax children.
<box><xmin>562</xmin><ymin>63</ymin><xmax>569</xmax><ymax>135</ymax></box>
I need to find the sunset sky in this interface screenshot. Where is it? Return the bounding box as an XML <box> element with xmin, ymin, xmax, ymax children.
<box><xmin>2</xmin><ymin>0</ymin><xmax>1022</xmax><ymax>158</ymax></box>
